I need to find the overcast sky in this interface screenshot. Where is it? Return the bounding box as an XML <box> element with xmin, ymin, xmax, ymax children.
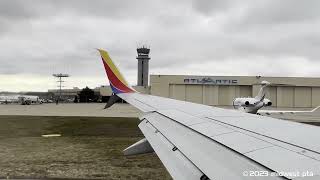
<box><xmin>0</xmin><ymin>0</ymin><xmax>320</xmax><ymax>92</ymax></box>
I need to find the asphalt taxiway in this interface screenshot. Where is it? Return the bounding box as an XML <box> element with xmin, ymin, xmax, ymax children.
<box><xmin>0</xmin><ymin>103</ymin><xmax>141</xmax><ymax>117</ymax></box>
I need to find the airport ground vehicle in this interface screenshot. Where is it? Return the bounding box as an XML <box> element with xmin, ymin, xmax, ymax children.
<box><xmin>0</xmin><ymin>95</ymin><xmax>42</xmax><ymax>105</ymax></box>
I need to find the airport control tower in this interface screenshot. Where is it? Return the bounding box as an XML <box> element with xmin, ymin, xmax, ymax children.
<box><xmin>136</xmin><ymin>46</ymin><xmax>150</xmax><ymax>87</ymax></box>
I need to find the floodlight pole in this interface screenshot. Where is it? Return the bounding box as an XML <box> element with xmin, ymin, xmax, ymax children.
<box><xmin>53</xmin><ymin>73</ymin><xmax>70</xmax><ymax>103</ymax></box>
<box><xmin>58</xmin><ymin>76</ymin><xmax>62</xmax><ymax>99</ymax></box>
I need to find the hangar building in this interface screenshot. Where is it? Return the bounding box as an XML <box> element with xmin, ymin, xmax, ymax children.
<box><xmin>149</xmin><ymin>75</ymin><xmax>320</xmax><ymax>108</ymax></box>
<box><xmin>99</xmin><ymin>47</ymin><xmax>320</xmax><ymax>108</ymax></box>
<box><xmin>100</xmin><ymin>75</ymin><xmax>320</xmax><ymax>108</ymax></box>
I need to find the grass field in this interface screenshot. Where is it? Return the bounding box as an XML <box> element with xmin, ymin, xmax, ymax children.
<box><xmin>0</xmin><ymin>116</ymin><xmax>171</xmax><ymax>180</ymax></box>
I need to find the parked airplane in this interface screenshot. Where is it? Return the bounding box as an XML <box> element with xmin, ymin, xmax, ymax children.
<box><xmin>233</xmin><ymin>80</ymin><xmax>320</xmax><ymax>115</ymax></box>
<box><xmin>98</xmin><ymin>49</ymin><xmax>320</xmax><ymax>180</ymax></box>
<box><xmin>233</xmin><ymin>80</ymin><xmax>273</xmax><ymax>114</ymax></box>
<box><xmin>0</xmin><ymin>95</ymin><xmax>43</xmax><ymax>105</ymax></box>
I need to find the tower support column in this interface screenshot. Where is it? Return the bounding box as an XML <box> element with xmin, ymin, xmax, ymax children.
<box><xmin>136</xmin><ymin>46</ymin><xmax>150</xmax><ymax>87</ymax></box>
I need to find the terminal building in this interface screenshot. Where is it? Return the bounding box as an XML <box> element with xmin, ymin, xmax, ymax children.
<box><xmin>97</xmin><ymin>47</ymin><xmax>320</xmax><ymax>108</ymax></box>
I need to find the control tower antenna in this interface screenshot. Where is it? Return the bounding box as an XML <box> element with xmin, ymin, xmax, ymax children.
<box><xmin>52</xmin><ymin>73</ymin><xmax>70</xmax><ymax>102</ymax></box>
<box><xmin>136</xmin><ymin>45</ymin><xmax>150</xmax><ymax>87</ymax></box>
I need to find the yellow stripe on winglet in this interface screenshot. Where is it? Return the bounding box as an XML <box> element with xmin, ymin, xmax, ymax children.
<box><xmin>98</xmin><ymin>49</ymin><xmax>130</xmax><ymax>86</ymax></box>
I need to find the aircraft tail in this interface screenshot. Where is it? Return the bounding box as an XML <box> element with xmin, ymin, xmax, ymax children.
<box><xmin>255</xmin><ymin>81</ymin><xmax>270</xmax><ymax>101</ymax></box>
<box><xmin>98</xmin><ymin>49</ymin><xmax>135</xmax><ymax>94</ymax></box>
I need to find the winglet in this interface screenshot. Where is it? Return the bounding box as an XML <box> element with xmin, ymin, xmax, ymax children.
<box><xmin>98</xmin><ymin>49</ymin><xmax>135</xmax><ymax>94</ymax></box>
<box><xmin>255</xmin><ymin>81</ymin><xmax>270</xmax><ymax>101</ymax></box>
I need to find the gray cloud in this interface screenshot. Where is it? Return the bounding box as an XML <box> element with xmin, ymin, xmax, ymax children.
<box><xmin>0</xmin><ymin>0</ymin><xmax>319</xmax><ymax>91</ymax></box>
<box><xmin>0</xmin><ymin>1</ymin><xmax>35</xmax><ymax>19</ymax></box>
<box><xmin>242</xmin><ymin>0</ymin><xmax>320</xmax><ymax>25</ymax></box>
<box><xmin>192</xmin><ymin>0</ymin><xmax>234</xmax><ymax>15</ymax></box>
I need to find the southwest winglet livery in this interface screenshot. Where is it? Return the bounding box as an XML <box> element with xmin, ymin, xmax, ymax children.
<box><xmin>97</xmin><ymin>49</ymin><xmax>320</xmax><ymax>180</ymax></box>
<box><xmin>98</xmin><ymin>49</ymin><xmax>135</xmax><ymax>94</ymax></box>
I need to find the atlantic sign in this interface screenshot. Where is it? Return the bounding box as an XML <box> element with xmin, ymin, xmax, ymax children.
<box><xmin>184</xmin><ymin>77</ymin><xmax>238</xmax><ymax>85</ymax></box>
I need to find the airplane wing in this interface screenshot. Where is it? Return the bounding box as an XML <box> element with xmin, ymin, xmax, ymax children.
<box><xmin>98</xmin><ymin>49</ymin><xmax>320</xmax><ymax>180</ymax></box>
<box><xmin>258</xmin><ymin>106</ymin><xmax>320</xmax><ymax>115</ymax></box>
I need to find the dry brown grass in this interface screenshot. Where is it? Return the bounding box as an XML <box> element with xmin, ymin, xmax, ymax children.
<box><xmin>0</xmin><ymin>116</ymin><xmax>172</xmax><ymax>180</ymax></box>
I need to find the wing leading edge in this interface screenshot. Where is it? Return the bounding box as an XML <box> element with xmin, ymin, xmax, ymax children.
<box><xmin>97</xmin><ymin>49</ymin><xmax>320</xmax><ymax>180</ymax></box>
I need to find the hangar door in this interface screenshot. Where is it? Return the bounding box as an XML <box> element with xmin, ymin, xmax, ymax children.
<box><xmin>170</xmin><ymin>84</ymin><xmax>252</xmax><ymax>106</ymax></box>
<box><xmin>170</xmin><ymin>84</ymin><xmax>214</xmax><ymax>104</ymax></box>
<box><xmin>219</xmin><ymin>85</ymin><xmax>252</xmax><ymax>106</ymax></box>
<box><xmin>277</xmin><ymin>87</ymin><xmax>294</xmax><ymax>107</ymax></box>
<box><xmin>169</xmin><ymin>84</ymin><xmax>204</xmax><ymax>104</ymax></box>
<box><xmin>169</xmin><ymin>84</ymin><xmax>186</xmax><ymax>101</ymax></box>
<box><xmin>276</xmin><ymin>86</ymin><xmax>312</xmax><ymax>107</ymax></box>
<box><xmin>185</xmin><ymin>85</ymin><xmax>203</xmax><ymax>104</ymax></box>
<box><xmin>294</xmin><ymin>87</ymin><xmax>311</xmax><ymax>107</ymax></box>
<box><xmin>265</xmin><ymin>86</ymin><xmax>277</xmax><ymax>107</ymax></box>
<box><xmin>312</xmin><ymin>87</ymin><xmax>320</xmax><ymax>107</ymax></box>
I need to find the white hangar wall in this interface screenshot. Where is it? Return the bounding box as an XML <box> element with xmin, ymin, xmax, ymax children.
<box><xmin>150</xmin><ymin>75</ymin><xmax>320</xmax><ymax>108</ymax></box>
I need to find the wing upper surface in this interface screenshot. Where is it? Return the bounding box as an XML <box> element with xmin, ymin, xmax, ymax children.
<box><xmin>119</xmin><ymin>93</ymin><xmax>320</xmax><ymax>179</ymax></box>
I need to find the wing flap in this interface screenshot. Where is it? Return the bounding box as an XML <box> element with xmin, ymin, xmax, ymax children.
<box><xmin>246</xmin><ymin>146</ymin><xmax>320</xmax><ymax>176</ymax></box>
<box><xmin>141</xmin><ymin>112</ymin><xmax>280</xmax><ymax>180</ymax></box>
<box><xmin>212</xmin><ymin>132</ymin><xmax>273</xmax><ymax>154</ymax></box>
<box><xmin>138</xmin><ymin>119</ymin><xmax>204</xmax><ymax>180</ymax></box>
<box><xmin>206</xmin><ymin>115</ymin><xmax>320</xmax><ymax>153</ymax></box>
<box><xmin>156</xmin><ymin>109</ymin><xmax>275</xmax><ymax>154</ymax></box>
<box><xmin>144</xmin><ymin>111</ymin><xmax>320</xmax><ymax>179</ymax></box>
<box><xmin>207</xmin><ymin>119</ymin><xmax>320</xmax><ymax>162</ymax></box>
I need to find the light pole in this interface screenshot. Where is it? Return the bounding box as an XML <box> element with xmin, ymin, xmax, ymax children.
<box><xmin>53</xmin><ymin>73</ymin><xmax>70</xmax><ymax>104</ymax></box>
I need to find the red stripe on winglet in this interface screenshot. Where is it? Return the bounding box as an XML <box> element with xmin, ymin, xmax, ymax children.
<box><xmin>101</xmin><ymin>57</ymin><xmax>134</xmax><ymax>93</ymax></box>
